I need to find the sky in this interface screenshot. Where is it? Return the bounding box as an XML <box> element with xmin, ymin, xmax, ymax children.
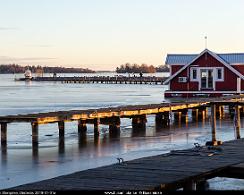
<box><xmin>0</xmin><ymin>0</ymin><xmax>244</xmax><ymax>71</ymax></box>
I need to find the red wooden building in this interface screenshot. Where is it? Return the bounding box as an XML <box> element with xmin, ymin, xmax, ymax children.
<box><xmin>163</xmin><ymin>49</ymin><xmax>244</xmax><ymax>98</ymax></box>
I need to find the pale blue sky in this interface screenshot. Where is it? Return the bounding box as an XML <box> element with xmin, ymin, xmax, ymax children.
<box><xmin>0</xmin><ymin>0</ymin><xmax>244</xmax><ymax>70</ymax></box>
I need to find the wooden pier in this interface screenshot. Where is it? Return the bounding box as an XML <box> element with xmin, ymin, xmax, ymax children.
<box><xmin>1</xmin><ymin>95</ymin><xmax>244</xmax><ymax>149</ymax></box>
<box><xmin>8</xmin><ymin>138</ymin><xmax>244</xmax><ymax>191</ymax></box>
<box><xmin>16</xmin><ymin>76</ymin><xmax>168</xmax><ymax>85</ymax></box>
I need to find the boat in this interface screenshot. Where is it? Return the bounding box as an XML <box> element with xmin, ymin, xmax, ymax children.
<box><xmin>24</xmin><ymin>69</ymin><xmax>33</xmax><ymax>80</ymax></box>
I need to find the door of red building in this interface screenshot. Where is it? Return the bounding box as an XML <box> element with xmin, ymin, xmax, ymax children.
<box><xmin>200</xmin><ymin>69</ymin><xmax>213</xmax><ymax>90</ymax></box>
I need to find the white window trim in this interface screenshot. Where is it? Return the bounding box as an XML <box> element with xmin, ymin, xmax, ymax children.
<box><xmin>216</xmin><ymin>67</ymin><xmax>224</xmax><ymax>81</ymax></box>
<box><xmin>190</xmin><ymin>67</ymin><xmax>198</xmax><ymax>81</ymax></box>
<box><xmin>198</xmin><ymin>68</ymin><xmax>215</xmax><ymax>90</ymax></box>
<box><xmin>186</xmin><ymin>66</ymin><xmax>225</xmax><ymax>91</ymax></box>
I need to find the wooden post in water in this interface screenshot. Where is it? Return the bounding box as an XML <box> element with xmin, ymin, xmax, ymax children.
<box><xmin>78</xmin><ymin>119</ymin><xmax>87</xmax><ymax>134</ymax></box>
<box><xmin>31</xmin><ymin>122</ymin><xmax>39</xmax><ymax>146</ymax></box>
<box><xmin>109</xmin><ymin>117</ymin><xmax>120</xmax><ymax>138</ymax></box>
<box><xmin>132</xmin><ymin>115</ymin><xmax>147</xmax><ymax>128</ymax></box>
<box><xmin>78</xmin><ymin>130</ymin><xmax>87</xmax><ymax>148</ymax></box>
<box><xmin>216</xmin><ymin>105</ymin><xmax>220</xmax><ymax>119</ymax></box>
<box><xmin>211</xmin><ymin>104</ymin><xmax>217</xmax><ymax>143</ymax></box>
<box><xmin>155</xmin><ymin>112</ymin><xmax>170</xmax><ymax>129</ymax></box>
<box><xmin>132</xmin><ymin>115</ymin><xmax>147</xmax><ymax>136</ymax></box>
<box><xmin>198</xmin><ymin>107</ymin><xmax>206</xmax><ymax>121</ymax></box>
<box><xmin>220</xmin><ymin>106</ymin><xmax>225</xmax><ymax>118</ymax></box>
<box><xmin>229</xmin><ymin>105</ymin><xmax>235</xmax><ymax>119</ymax></box>
<box><xmin>235</xmin><ymin>105</ymin><xmax>241</xmax><ymax>139</ymax></box>
<box><xmin>155</xmin><ymin>113</ymin><xmax>163</xmax><ymax>128</ymax></box>
<box><xmin>216</xmin><ymin>105</ymin><xmax>224</xmax><ymax>119</ymax></box>
<box><xmin>240</xmin><ymin>106</ymin><xmax>244</xmax><ymax>117</ymax></box>
<box><xmin>57</xmin><ymin>121</ymin><xmax>65</xmax><ymax>154</ymax></box>
<box><xmin>155</xmin><ymin>113</ymin><xmax>162</xmax><ymax>127</ymax></box>
<box><xmin>173</xmin><ymin>111</ymin><xmax>182</xmax><ymax>123</ymax></box>
<box><xmin>58</xmin><ymin>121</ymin><xmax>65</xmax><ymax>137</ymax></box>
<box><xmin>163</xmin><ymin>112</ymin><xmax>170</xmax><ymax>126</ymax></box>
<box><xmin>205</xmin><ymin>107</ymin><xmax>208</xmax><ymax>118</ymax></box>
<box><xmin>181</xmin><ymin>109</ymin><xmax>188</xmax><ymax>124</ymax></box>
<box><xmin>1</xmin><ymin>122</ymin><xmax>7</xmax><ymax>146</ymax></box>
<box><xmin>192</xmin><ymin>109</ymin><xmax>199</xmax><ymax>122</ymax></box>
<box><xmin>94</xmin><ymin>118</ymin><xmax>100</xmax><ymax>136</ymax></box>
<box><xmin>59</xmin><ymin>136</ymin><xmax>65</xmax><ymax>154</ymax></box>
<box><xmin>206</xmin><ymin>104</ymin><xmax>222</xmax><ymax>146</ymax></box>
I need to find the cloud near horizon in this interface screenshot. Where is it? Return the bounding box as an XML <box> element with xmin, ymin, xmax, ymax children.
<box><xmin>0</xmin><ymin>56</ymin><xmax>57</xmax><ymax>62</ymax></box>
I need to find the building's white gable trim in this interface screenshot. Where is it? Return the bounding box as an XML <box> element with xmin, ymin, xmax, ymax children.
<box><xmin>210</xmin><ymin>51</ymin><xmax>244</xmax><ymax>79</ymax></box>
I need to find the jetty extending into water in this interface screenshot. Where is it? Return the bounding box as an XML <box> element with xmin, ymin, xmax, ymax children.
<box><xmin>1</xmin><ymin>95</ymin><xmax>244</xmax><ymax>150</ymax></box>
<box><xmin>9</xmin><ymin>138</ymin><xmax>244</xmax><ymax>191</ymax></box>
<box><xmin>16</xmin><ymin>76</ymin><xmax>168</xmax><ymax>85</ymax></box>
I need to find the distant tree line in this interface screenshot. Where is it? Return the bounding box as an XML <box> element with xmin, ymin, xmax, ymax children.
<box><xmin>0</xmin><ymin>64</ymin><xmax>95</xmax><ymax>74</ymax></box>
<box><xmin>116</xmin><ymin>63</ymin><xmax>169</xmax><ymax>73</ymax></box>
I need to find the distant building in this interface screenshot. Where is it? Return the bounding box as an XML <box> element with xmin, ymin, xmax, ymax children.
<box><xmin>163</xmin><ymin>49</ymin><xmax>244</xmax><ymax>97</ymax></box>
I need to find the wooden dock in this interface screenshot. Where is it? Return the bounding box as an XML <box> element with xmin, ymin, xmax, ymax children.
<box><xmin>1</xmin><ymin>95</ymin><xmax>244</xmax><ymax>149</ymax></box>
<box><xmin>8</xmin><ymin>138</ymin><xmax>244</xmax><ymax>191</ymax></box>
<box><xmin>16</xmin><ymin>76</ymin><xmax>168</xmax><ymax>85</ymax></box>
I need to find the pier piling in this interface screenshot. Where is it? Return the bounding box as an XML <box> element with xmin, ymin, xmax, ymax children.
<box><xmin>173</xmin><ymin>111</ymin><xmax>182</xmax><ymax>123</ymax></box>
<box><xmin>31</xmin><ymin>122</ymin><xmax>39</xmax><ymax>146</ymax></box>
<box><xmin>1</xmin><ymin>122</ymin><xmax>7</xmax><ymax>146</ymax></box>
<box><xmin>155</xmin><ymin>112</ymin><xmax>170</xmax><ymax>128</ymax></box>
<box><xmin>229</xmin><ymin>105</ymin><xmax>235</xmax><ymax>118</ymax></box>
<box><xmin>206</xmin><ymin>104</ymin><xmax>222</xmax><ymax>146</ymax></box>
<box><xmin>59</xmin><ymin>136</ymin><xmax>65</xmax><ymax>154</ymax></box>
<box><xmin>108</xmin><ymin>117</ymin><xmax>120</xmax><ymax>137</ymax></box>
<box><xmin>94</xmin><ymin>118</ymin><xmax>100</xmax><ymax>136</ymax></box>
<box><xmin>78</xmin><ymin>119</ymin><xmax>87</xmax><ymax>133</ymax></box>
<box><xmin>181</xmin><ymin>109</ymin><xmax>188</xmax><ymax>123</ymax></box>
<box><xmin>132</xmin><ymin>115</ymin><xmax>147</xmax><ymax>129</ymax></box>
<box><xmin>235</xmin><ymin>105</ymin><xmax>241</xmax><ymax>139</ymax></box>
<box><xmin>192</xmin><ymin>109</ymin><xmax>199</xmax><ymax>121</ymax></box>
<box><xmin>58</xmin><ymin>121</ymin><xmax>65</xmax><ymax>137</ymax></box>
<box><xmin>198</xmin><ymin>107</ymin><xmax>206</xmax><ymax>121</ymax></box>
